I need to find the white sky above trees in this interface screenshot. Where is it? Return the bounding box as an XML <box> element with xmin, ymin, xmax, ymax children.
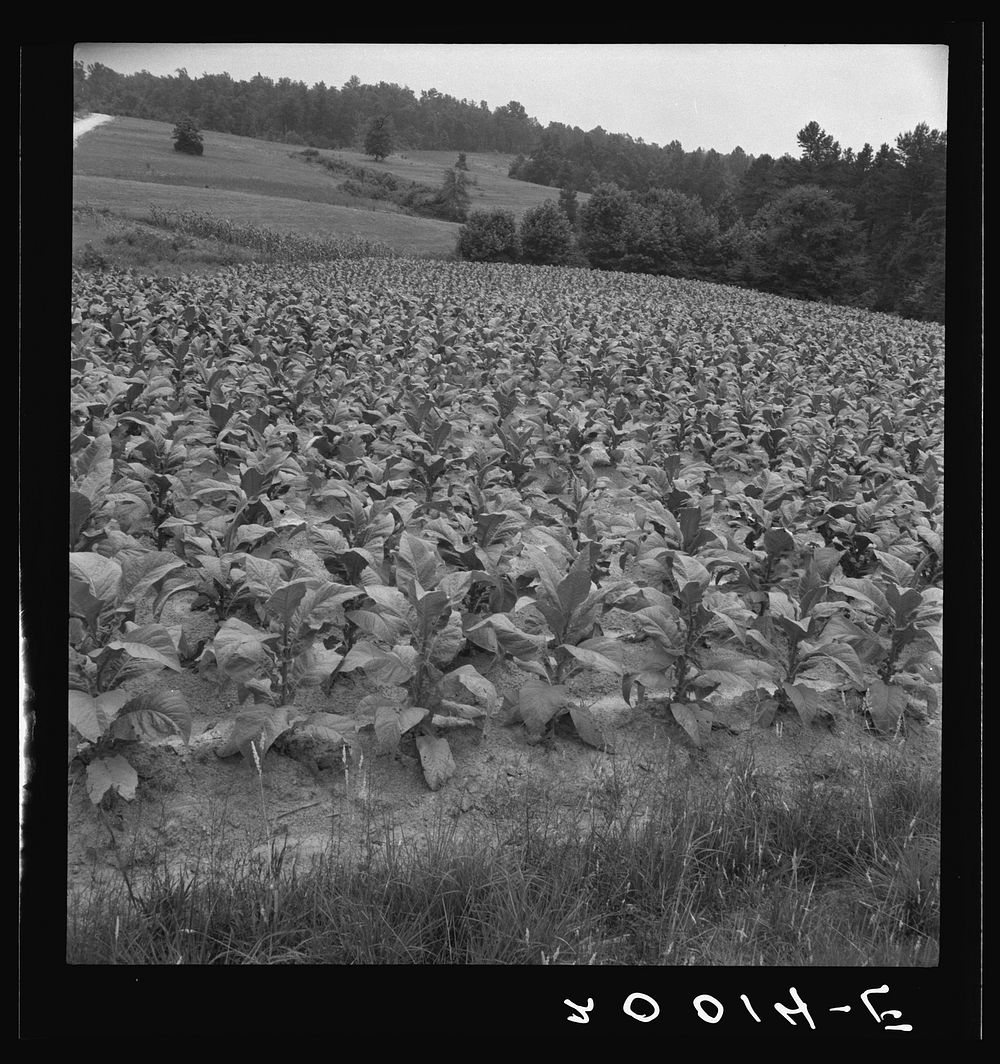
<box><xmin>73</xmin><ymin>42</ymin><xmax>949</xmax><ymax>159</ymax></box>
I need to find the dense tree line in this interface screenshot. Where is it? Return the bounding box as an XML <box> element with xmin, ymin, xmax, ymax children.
<box><xmin>74</xmin><ymin>61</ymin><xmax>944</xmax><ymax>320</ymax></box>
<box><xmin>509</xmin><ymin>119</ymin><xmax>946</xmax><ymax>321</ymax></box>
<box><xmin>73</xmin><ymin>62</ymin><xmax>540</xmax><ymax>154</ymax></box>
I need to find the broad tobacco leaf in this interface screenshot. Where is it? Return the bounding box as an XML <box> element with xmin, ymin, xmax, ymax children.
<box><xmin>522</xmin><ymin>543</ymin><xmax>567</xmax><ymax>606</ymax></box>
<box><xmin>568</xmin><ymin>703</ymin><xmax>614</xmax><ymax>751</ymax></box>
<box><xmin>210</xmin><ymin>618</ymin><xmax>275</xmax><ymax>683</ymax></box>
<box><xmin>86</xmin><ymin>754</ymin><xmax>139</xmax><ymax>804</ymax></box>
<box><xmin>798</xmin><ymin>640</ymin><xmax>865</xmax><ymax>685</ymax></box>
<box><xmin>70</xmin><ymin>601</ymin><xmax>100</xmax><ymax>654</ymax></box>
<box><xmin>828</xmin><ymin>579</ymin><xmax>889</xmax><ymax>616</ymax></box>
<box><xmin>867</xmin><ymin>680</ymin><xmax>909</xmax><ymax>735</ymax></box>
<box><xmin>74</xmin><ymin>434</ymin><xmax>114</xmax><ymax>501</ymax></box>
<box><xmin>111</xmin><ymin>690</ymin><xmax>193</xmax><ymax>743</ymax></box>
<box><xmin>694</xmin><ymin>647</ymin><xmax>780</xmax><ymax>695</ymax></box>
<box><xmin>70</xmin><ymin>491</ymin><xmax>93</xmax><ymax>546</ymax></box>
<box><xmin>415</xmin><ymin>734</ymin><xmax>456</xmax><ymax>791</ymax></box>
<box><xmin>340</xmin><ymin>642</ymin><xmax>416</xmax><ymax>685</ymax></box>
<box><xmin>232</xmin><ymin>523</ymin><xmax>274</xmax><ymax>548</ymax></box>
<box><xmin>216</xmin><ymin>705</ymin><xmax>301</xmax><ymax>762</ymax></box>
<box><xmin>473</xmin><ymin>614</ymin><xmax>546</xmax><ymax>659</ymax></box>
<box><xmin>293</xmin><ymin>713</ymin><xmax>361</xmax><ymax>761</ymax></box>
<box><xmin>69</xmin><ymin>689</ymin><xmax>130</xmax><ymax>743</ymax></box>
<box><xmin>556</xmin><ymin>549</ymin><xmax>593</xmax><ymax>616</ymax></box>
<box><xmin>671</xmin><ymin>702</ymin><xmax>713</xmax><ymax>747</ymax></box>
<box><xmin>782</xmin><ymin>683</ymin><xmax>823</xmax><ymax>727</ymax></box>
<box><xmin>242</xmin><ymin>555</ymin><xmax>288</xmax><ymax>597</ymax></box>
<box><xmin>117</xmin><ymin>551</ymin><xmax>187</xmax><ymax>605</ymax></box>
<box><xmin>107</xmin><ymin>623</ymin><xmax>183</xmax><ymax>671</ymax></box>
<box><xmin>370</xmin><ymin>701</ymin><xmax>427</xmax><ymax>753</ymax></box>
<box><xmin>671</xmin><ymin>552</ymin><xmax>711</xmax><ymax>590</ymax></box>
<box><xmin>395</xmin><ymin>533</ymin><xmax>442</xmax><ymax>600</ymax></box>
<box><xmin>428</xmin><ymin>610</ymin><xmax>466</xmax><ymax>667</ymax></box>
<box><xmin>413</xmin><ymin>588</ymin><xmax>451</xmax><ymax>646</ymax></box>
<box><xmin>264</xmin><ymin>580</ymin><xmax>311</xmax><ymax>627</ymax></box>
<box><xmin>290</xmin><ymin>645</ymin><xmax>344</xmax><ymax>688</ymax></box>
<box><xmin>349</xmin><ymin>606</ymin><xmax>408</xmax><ymax>643</ymax></box>
<box><xmin>510</xmin><ymin>679</ymin><xmax>570</xmax><ymax>737</ymax></box>
<box><xmin>873</xmin><ymin>550</ymin><xmax>916</xmax><ymax>587</ymax></box>
<box><xmin>766</xmin><ymin>590</ymin><xmax>797</xmax><ymax>620</ymax></box>
<box><xmin>438</xmin><ymin>571</ymin><xmax>473</xmax><ymax>609</ymax></box>
<box><xmin>296</xmin><ymin>582</ymin><xmax>359</xmax><ymax>629</ymax></box>
<box><xmin>438</xmin><ymin>700</ymin><xmax>488</xmax><ymax>721</ymax></box>
<box><xmin>441</xmin><ymin>664</ymin><xmax>499</xmax><ymax>713</ymax></box>
<box><xmin>363</xmin><ymin>584</ymin><xmax>412</xmax><ymax>622</ymax></box>
<box><xmin>563</xmin><ymin>637</ymin><xmax>625</xmax><ymax>676</ymax></box>
<box><xmin>762</xmin><ymin>527</ymin><xmax>795</xmax><ymax>558</ymax></box>
<box><xmin>69</xmin><ymin>552</ymin><xmax>122</xmax><ymax>605</ymax></box>
<box><xmin>634</xmin><ymin>604</ymin><xmax>681</xmax><ymax>643</ymax></box>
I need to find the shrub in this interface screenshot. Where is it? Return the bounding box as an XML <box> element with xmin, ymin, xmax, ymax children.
<box><xmin>518</xmin><ymin>201</ymin><xmax>575</xmax><ymax>265</ymax></box>
<box><xmin>171</xmin><ymin>116</ymin><xmax>204</xmax><ymax>156</ymax></box>
<box><xmin>578</xmin><ymin>183</ymin><xmax>640</xmax><ymax>271</ymax></box>
<box><xmin>456</xmin><ymin>209</ymin><xmax>520</xmax><ymax>263</ymax></box>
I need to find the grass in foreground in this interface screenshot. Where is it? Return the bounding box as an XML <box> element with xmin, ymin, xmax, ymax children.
<box><xmin>67</xmin><ymin>746</ymin><xmax>939</xmax><ymax>965</ymax></box>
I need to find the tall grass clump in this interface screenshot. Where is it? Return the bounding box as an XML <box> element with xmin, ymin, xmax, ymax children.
<box><xmin>67</xmin><ymin>748</ymin><xmax>939</xmax><ymax>966</ymax></box>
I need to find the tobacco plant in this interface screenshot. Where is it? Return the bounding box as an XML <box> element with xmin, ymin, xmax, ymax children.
<box><xmin>336</xmin><ymin>533</ymin><xmax>497</xmax><ymax>789</ymax></box>
<box><xmin>471</xmin><ymin>543</ymin><xmax>623</xmax><ymax>750</ymax></box>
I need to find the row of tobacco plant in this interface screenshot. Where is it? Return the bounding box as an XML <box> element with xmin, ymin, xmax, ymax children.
<box><xmin>70</xmin><ymin>259</ymin><xmax>943</xmax><ymax>800</ymax></box>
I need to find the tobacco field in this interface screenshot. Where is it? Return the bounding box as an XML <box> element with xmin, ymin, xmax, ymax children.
<box><xmin>68</xmin><ymin>258</ymin><xmax>944</xmax><ymax>880</ymax></box>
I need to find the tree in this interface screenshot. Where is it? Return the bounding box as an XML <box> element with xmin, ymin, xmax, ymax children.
<box><xmin>456</xmin><ymin>209</ymin><xmax>520</xmax><ymax>262</ymax></box>
<box><xmin>364</xmin><ymin>115</ymin><xmax>394</xmax><ymax>161</ymax></box>
<box><xmin>558</xmin><ymin>186</ymin><xmax>578</xmax><ymax>225</ymax></box>
<box><xmin>73</xmin><ymin>60</ymin><xmax>88</xmax><ymax>112</ymax></box>
<box><xmin>638</xmin><ymin>187</ymin><xmax>721</xmax><ymax>278</ymax></box>
<box><xmin>171</xmin><ymin>115</ymin><xmax>204</xmax><ymax>156</ymax></box>
<box><xmin>518</xmin><ymin>201</ymin><xmax>575</xmax><ymax>265</ymax></box>
<box><xmin>437</xmin><ymin>168</ymin><xmax>471</xmax><ymax>222</ymax></box>
<box><xmin>751</xmin><ymin>185</ymin><xmax>865</xmax><ymax>302</ymax></box>
<box><xmin>578</xmin><ymin>183</ymin><xmax>639</xmax><ymax>270</ymax></box>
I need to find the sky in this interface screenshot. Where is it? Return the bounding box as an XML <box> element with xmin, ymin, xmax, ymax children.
<box><xmin>72</xmin><ymin>42</ymin><xmax>950</xmax><ymax>158</ymax></box>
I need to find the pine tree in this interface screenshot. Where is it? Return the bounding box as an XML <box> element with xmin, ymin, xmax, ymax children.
<box><xmin>437</xmin><ymin>168</ymin><xmax>471</xmax><ymax>221</ymax></box>
<box><xmin>171</xmin><ymin>115</ymin><xmax>204</xmax><ymax>156</ymax></box>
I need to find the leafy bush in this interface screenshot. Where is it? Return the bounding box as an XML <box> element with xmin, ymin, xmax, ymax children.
<box><xmin>171</xmin><ymin>116</ymin><xmax>204</xmax><ymax>156</ymax></box>
<box><xmin>518</xmin><ymin>200</ymin><xmax>575</xmax><ymax>265</ymax></box>
<box><xmin>577</xmin><ymin>183</ymin><xmax>639</xmax><ymax>270</ymax></box>
<box><xmin>457</xmin><ymin>209</ymin><xmax>520</xmax><ymax>262</ymax></box>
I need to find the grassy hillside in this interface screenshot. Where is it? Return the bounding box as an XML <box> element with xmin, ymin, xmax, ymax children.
<box><xmin>72</xmin><ymin>116</ymin><xmax>577</xmax><ymax>266</ymax></box>
<box><xmin>73</xmin><ymin>177</ymin><xmax>460</xmax><ymax>258</ymax></box>
<box><xmin>312</xmin><ymin>147</ymin><xmax>588</xmax><ymax>218</ymax></box>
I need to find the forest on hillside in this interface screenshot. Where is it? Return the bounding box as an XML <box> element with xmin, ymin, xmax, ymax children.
<box><xmin>73</xmin><ymin>63</ymin><xmax>945</xmax><ymax>321</ymax></box>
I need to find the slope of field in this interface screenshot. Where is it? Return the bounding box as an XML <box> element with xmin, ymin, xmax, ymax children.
<box><xmin>73</xmin><ymin>176</ymin><xmax>460</xmax><ymax>258</ymax></box>
<box><xmin>72</xmin><ymin>117</ymin><xmax>574</xmax><ymax>261</ymax></box>
<box><xmin>67</xmin><ymin>258</ymin><xmax>943</xmax><ymax>968</ymax></box>
<box><xmin>314</xmin><ymin>147</ymin><xmax>588</xmax><ymax>218</ymax></box>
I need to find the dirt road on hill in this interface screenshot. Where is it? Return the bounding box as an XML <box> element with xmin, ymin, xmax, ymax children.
<box><xmin>73</xmin><ymin>113</ymin><xmax>113</xmax><ymax>146</ymax></box>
